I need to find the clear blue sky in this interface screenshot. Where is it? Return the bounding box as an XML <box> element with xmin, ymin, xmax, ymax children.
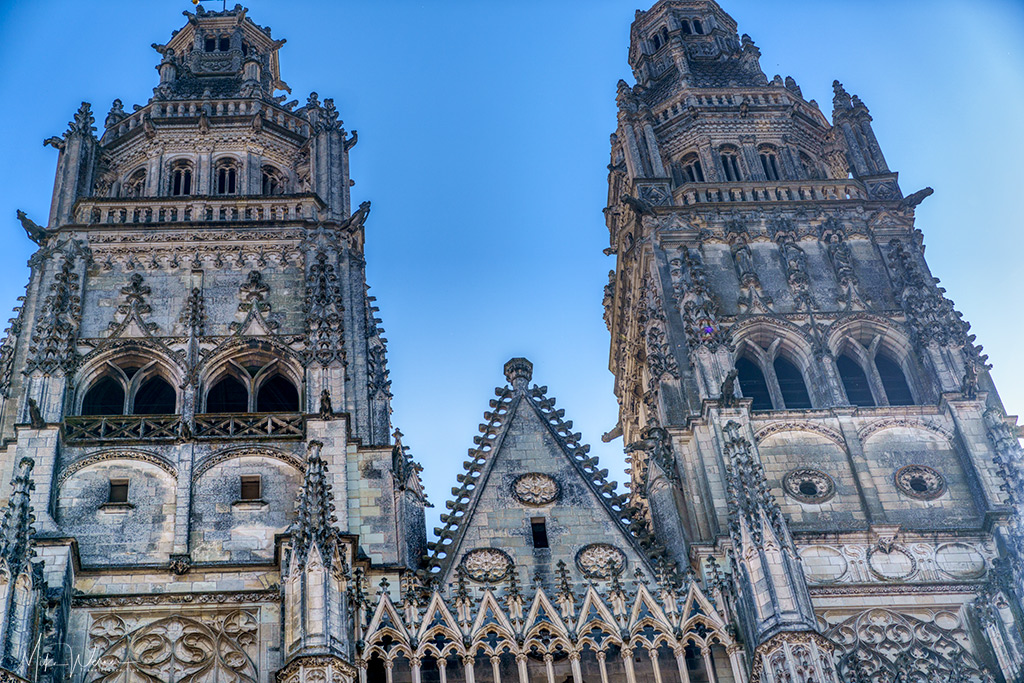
<box><xmin>0</xmin><ymin>1</ymin><xmax>1021</xmax><ymax>533</ymax></box>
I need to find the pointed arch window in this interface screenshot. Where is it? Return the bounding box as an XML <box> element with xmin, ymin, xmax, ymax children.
<box><xmin>681</xmin><ymin>21</ymin><xmax>693</xmax><ymax>35</ymax></box>
<box><xmin>203</xmin><ymin>357</ymin><xmax>301</xmax><ymax>414</ymax></box>
<box><xmin>261</xmin><ymin>166</ymin><xmax>287</xmax><ymax>196</ymax></box>
<box><xmin>759</xmin><ymin>146</ymin><xmax>782</xmax><ymax>181</ymax></box>
<box><xmin>132</xmin><ymin>376</ymin><xmax>176</xmax><ymax>415</ymax></box>
<box><xmin>81</xmin><ymin>377</ymin><xmax>126</xmax><ymax>416</ymax></box>
<box><xmin>837</xmin><ymin>354</ymin><xmax>875</xmax><ymax>407</ymax></box>
<box><xmin>78</xmin><ymin>360</ymin><xmax>178</xmax><ymax>416</ymax></box>
<box><xmin>875</xmin><ymin>354</ymin><xmax>914</xmax><ymax>406</ymax></box>
<box><xmin>123</xmin><ymin>168</ymin><xmax>146</xmax><ymax>198</ymax></box>
<box><xmin>169</xmin><ymin>160</ymin><xmax>193</xmax><ymax>196</ymax></box>
<box><xmin>799</xmin><ymin>151</ymin><xmax>822</xmax><ymax>180</ymax></box>
<box><xmin>215</xmin><ymin>159</ymin><xmax>238</xmax><ymax>195</ymax></box>
<box><xmin>773</xmin><ymin>356</ymin><xmax>811</xmax><ymax>409</ymax></box>
<box><xmin>720</xmin><ymin>148</ymin><xmax>743</xmax><ymax>182</ymax></box>
<box><xmin>256</xmin><ymin>375</ymin><xmax>300</xmax><ymax>412</ymax></box>
<box><xmin>736</xmin><ymin>357</ymin><xmax>772</xmax><ymax>411</ymax></box>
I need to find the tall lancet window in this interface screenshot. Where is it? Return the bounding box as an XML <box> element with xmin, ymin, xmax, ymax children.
<box><xmin>169</xmin><ymin>160</ymin><xmax>193</xmax><ymax>196</ymax></box>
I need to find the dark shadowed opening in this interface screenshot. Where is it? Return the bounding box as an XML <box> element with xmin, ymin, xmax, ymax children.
<box><xmin>837</xmin><ymin>355</ymin><xmax>875</xmax><ymax>407</ymax></box>
<box><xmin>876</xmin><ymin>355</ymin><xmax>914</xmax><ymax>406</ymax></box>
<box><xmin>256</xmin><ymin>375</ymin><xmax>299</xmax><ymax>412</ymax></box>
<box><xmin>81</xmin><ymin>377</ymin><xmax>125</xmax><ymax>416</ymax></box>
<box><xmin>133</xmin><ymin>376</ymin><xmax>176</xmax><ymax>415</ymax></box>
<box><xmin>736</xmin><ymin>357</ymin><xmax>772</xmax><ymax>410</ymax></box>
<box><xmin>206</xmin><ymin>376</ymin><xmax>248</xmax><ymax>413</ymax></box>
<box><xmin>774</xmin><ymin>356</ymin><xmax>812</xmax><ymax>409</ymax></box>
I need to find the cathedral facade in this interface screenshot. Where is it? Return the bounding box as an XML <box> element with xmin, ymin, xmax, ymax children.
<box><xmin>0</xmin><ymin>2</ymin><xmax>1019</xmax><ymax>683</ymax></box>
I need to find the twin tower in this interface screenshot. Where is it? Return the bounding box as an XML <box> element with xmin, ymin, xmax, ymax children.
<box><xmin>0</xmin><ymin>2</ymin><xmax>1018</xmax><ymax>682</ymax></box>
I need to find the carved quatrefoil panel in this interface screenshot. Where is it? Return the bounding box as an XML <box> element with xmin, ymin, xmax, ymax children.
<box><xmin>461</xmin><ymin>548</ymin><xmax>513</xmax><ymax>583</ymax></box>
<box><xmin>575</xmin><ymin>543</ymin><xmax>627</xmax><ymax>579</ymax></box>
<box><xmin>511</xmin><ymin>473</ymin><xmax>559</xmax><ymax>506</ymax></box>
<box><xmin>894</xmin><ymin>465</ymin><xmax>945</xmax><ymax>500</ymax></box>
<box><xmin>782</xmin><ymin>468</ymin><xmax>836</xmax><ymax>504</ymax></box>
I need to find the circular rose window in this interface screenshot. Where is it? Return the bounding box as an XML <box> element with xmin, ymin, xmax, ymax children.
<box><xmin>575</xmin><ymin>543</ymin><xmax>627</xmax><ymax>579</ymax></box>
<box><xmin>782</xmin><ymin>468</ymin><xmax>836</xmax><ymax>504</ymax></box>
<box><xmin>512</xmin><ymin>473</ymin><xmax>560</xmax><ymax>506</ymax></box>
<box><xmin>894</xmin><ymin>465</ymin><xmax>945</xmax><ymax>500</ymax></box>
<box><xmin>461</xmin><ymin>548</ymin><xmax>513</xmax><ymax>583</ymax></box>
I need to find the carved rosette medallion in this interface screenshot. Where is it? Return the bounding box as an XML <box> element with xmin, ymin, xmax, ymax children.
<box><xmin>894</xmin><ymin>465</ymin><xmax>945</xmax><ymax>500</ymax></box>
<box><xmin>867</xmin><ymin>545</ymin><xmax>918</xmax><ymax>581</ymax></box>
<box><xmin>575</xmin><ymin>543</ymin><xmax>627</xmax><ymax>578</ymax></box>
<box><xmin>511</xmin><ymin>473</ymin><xmax>559</xmax><ymax>506</ymax></box>
<box><xmin>461</xmin><ymin>548</ymin><xmax>513</xmax><ymax>583</ymax></box>
<box><xmin>782</xmin><ymin>468</ymin><xmax>836</xmax><ymax>504</ymax></box>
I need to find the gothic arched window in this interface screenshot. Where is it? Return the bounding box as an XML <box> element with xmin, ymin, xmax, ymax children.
<box><xmin>720</xmin><ymin>147</ymin><xmax>743</xmax><ymax>182</ymax></box>
<box><xmin>693</xmin><ymin>19</ymin><xmax>704</xmax><ymax>34</ymax></box>
<box><xmin>123</xmin><ymin>168</ymin><xmax>146</xmax><ymax>198</ymax></box>
<box><xmin>736</xmin><ymin>357</ymin><xmax>772</xmax><ymax>411</ymax></box>
<box><xmin>681</xmin><ymin>20</ymin><xmax>693</xmax><ymax>35</ymax></box>
<box><xmin>261</xmin><ymin>166</ymin><xmax>287</xmax><ymax>196</ymax></box>
<box><xmin>774</xmin><ymin>356</ymin><xmax>812</xmax><ymax>409</ymax></box>
<box><xmin>837</xmin><ymin>354</ymin><xmax>875</xmax><ymax>407</ymax></box>
<box><xmin>206</xmin><ymin>376</ymin><xmax>248</xmax><ymax>414</ymax></box>
<box><xmin>682</xmin><ymin>153</ymin><xmax>704</xmax><ymax>183</ymax></box>
<box><xmin>799</xmin><ymin>152</ymin><xmax>822</xmax><ymax>180</ymax></box>
<box><xmin>81</xmin><ymin>377</ymin><xmax>126</xmax><ymax>416</ymax></box>
<box><xmin>256</xmin><ymin>375</ymin><xmax>300</xmax><ymax>413</ymax></box>
<box><xmin>132</xmin><ymin>376</ymin><xmax>177</xmax><ymax>415</ymax></box>
<box><xmin>215</xmin><ymin>159</ymin><xmax>238</xmax><ymax>195</ymax></box>
<box><xmin>759</xmin><ymin>146</ymin><xmax>782</xmax><ymax>181</ymax></box>
<box><xmin>169</xmin><ymin>160</ymin><xmax>193</xmax><ymax>196</ymax></box>
<box><xmin>875</xmin><ymin>354</ymin><xmax>915</xmax><ymax>406</ymax></box>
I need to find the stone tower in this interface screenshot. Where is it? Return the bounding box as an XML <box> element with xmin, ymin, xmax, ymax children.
<box><xmin>604</xmin><ymin>1</ymin><xmax>1024</xmax><ymax>682</ymax></box>
<box><xmin>0</xmin><ymin>5</ymin><xmax>427</xmax><ymax>681</ymax></box>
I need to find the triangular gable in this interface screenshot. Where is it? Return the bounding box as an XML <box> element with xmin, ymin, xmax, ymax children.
<box><xmin>470</xmin><ymin>591</ymin><xmax>516</xmax><ymax>637</ymax></box>
<box><xmin>427</xmin><ymin>360</ymin><xmax>669</xmax><ymax>587</ymax></box>
<box><xmin>416</xmin><ymin>591</ymin><xmax>462</xmax><ymax>641</ymax></box>
<box><xmin>365</xmin><ymin>591</ymin><xmax>410</xmax><ymax>641</ymax></box>
<box><xmin>628</xmin><ymin>584</ymin><xmax>673</xmax><ymax>633</ymax></box>
<box><xmin>522</xmin><ymin>588</ymin><xmax>570</xmax><ymax>638</ymax></box>
<box><xmin>681</xmin><ymin>583</ymin><xmax>727</xmax><ymax>630</ymax></box>
<box><xmin>575</xmin><ymin>586</ymin><xmax>618</xmax><ymax>634</ymax></box>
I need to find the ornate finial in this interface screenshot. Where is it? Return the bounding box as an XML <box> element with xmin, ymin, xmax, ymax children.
<box><xmin>503</xmin><ymin>357</ymin><xmax>533</xmax><ymax>389</ymax></box>
<box><xmin>291</xmin><ymin>441</ymin><xmax>338</xmax><ymax>565</ymax></box>
<box><xmin>0</xmin><ymin>458</ymin><xmax>37</xmax><ymax>575</ymax></box>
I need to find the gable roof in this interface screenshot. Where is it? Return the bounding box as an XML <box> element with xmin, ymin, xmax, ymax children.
<box><xmin>425</xmin><ymin>358</ymin><xmax>669</xmax><ymax>584</ymax></box>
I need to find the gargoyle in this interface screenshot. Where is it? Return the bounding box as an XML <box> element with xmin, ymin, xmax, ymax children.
<box><xmin>43</xmin><ymin>136</ymin><xmax>64</xmax><ymax>150</ymax></box>
<box><xmin>900</xmin><ymin>187</ymin><xmax>934</xmax><ymax>211</ymax></box>
<box><xmin>340</xmin><ymin>200</ymin><xmax>371</xmax><ymax>232</ymax></box>
<box><xmin>720</xmin><ymin>369</ymin><xmax>739</xmax><ymax>407</ymax></box>
<box><xmin>622</xmin><ymin>193</ymin><xmax>654</xmax><ymax>219</ymax></box>
<box><xmin>16</xmin><ymin>210</ymin><xmax>52</xmax><ymax>246</ymax></box>
<box><xmin>27</xmin><ymin>399</ymin><xmax>45</xmax><ymax>429</ymax></box>
<box><xmin>344</xmin><ymin>130</ymin><xmax>358</xmax><ymax>151</ymax></box>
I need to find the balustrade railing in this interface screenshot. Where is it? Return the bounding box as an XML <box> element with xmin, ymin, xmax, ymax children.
<box><xmin>63</xmin><ymin>412</ymin><xmax>305</xmax><ymax>443</ymax></box>
<box><xmin>674</xmin><ymin>179</ymin><xmax>866</xmax><ymax>206</ymax></box>
<box><xmin>74</xmin><ymin>195</ymin><xmax>323</xmax><ymax>226</ymax></box>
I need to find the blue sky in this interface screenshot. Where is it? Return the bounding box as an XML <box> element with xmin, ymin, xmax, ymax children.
<box><xmin>0</xmin><ymin>1</ymin><xmax>1021</xmax><ymax>532</ymax></box>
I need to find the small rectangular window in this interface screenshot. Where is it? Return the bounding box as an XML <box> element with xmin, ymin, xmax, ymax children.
<box><xmin>240</xmin><ymin>475</ymin><xmax>262</xmax><ymax>501</ymax></box>
<box><xmin>108</xmin><ymin>479</ymin><xmax>129</xmax><ymax>504</ymax></box>
<box><xmin>531</xmin><ymin>517</ymin><xmax>549</xmax><ymax>549</ymax></box>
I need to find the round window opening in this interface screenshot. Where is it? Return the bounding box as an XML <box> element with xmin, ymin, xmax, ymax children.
<box><xmin>895</xmin><ymin>465</ymin><xmax>945</xmax><ymax>500</ymax></box>
<box><xmin>782</xmin><ymin>469</ymin><xmax>835</xmax><ymax>504</ymax></box>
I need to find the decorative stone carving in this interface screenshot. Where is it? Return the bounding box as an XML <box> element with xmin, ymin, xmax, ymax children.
<box><xmin>231</xmin><ymin>270</ymin><xmax>279</xmax><ymax>335</ymax></box>
<box><xmin>461</xmin><ymin>548</ymin><xmax>513</xmax><ymax>583</ymax></box>
<box><xmin>934</xmin><ymin>542</ymin><xmax>986</xmax><ymax>580</ymax></box>
<box><xmin>85</xmin><ymin>611</ymin><xmax>259</xmax><ymax>683</ymax></box>
<box><xmin>799</xmin><ymin>546</ymin><xmax>848</xmax><ymax>583</ymax></box>
<box><xmin>575</xmin><ymin>543</ymin><xmax>627</xmax><ymax>578</ymax></box>
<box><xmin>511</xmin><ymin>473</ymin><xmax>559</xmax><ymax>506</ymax></box>
<box><xmin>894</xmin><ymin>465</ymin><xmax>945</xmax><ymax>500</ymax></box>
<box><xmin>26</xmin><ymin>256</ymin><xmax>82</xmax><ymax>374</ymax></box>
<box><xmin>826</xmin><ymin>608</ymin><xmax>989</xmax><ymax>682</ymax></box>
<box><xmin>782</xmin><ymin>468</ymin><xmax>836</xmax><ymax>504</ymax></box>
<box><xmin>669</xmin><ymin>246</ymin><xmax>726</xmax><ymax>351</ymax></box>
<box><xmin>304</xmin><ymin>251</ymin><xmax>345</xmax><ymax>365</ymax></box>
<box><xmin>867</xmin><ymin>545</ymin><xmax>917</xmax><ymax>581</ymax></box>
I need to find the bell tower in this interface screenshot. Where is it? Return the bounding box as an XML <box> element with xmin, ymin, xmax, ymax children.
<box><xmin>0</xmin><ymin>4</ymin><xmax>425</xmax><ymax>681</ymax></box>
<box><xmin>605</xmin><ymin>1</ymin><xmax>1022</xmax><ymax>681</ymax></box>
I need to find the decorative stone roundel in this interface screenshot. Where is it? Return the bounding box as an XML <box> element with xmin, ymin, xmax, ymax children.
<box><xmin>782</xmin><ymin>468</ymin><xmax>836</xmax><ymax>504</ymax></box>
<box><xmin>512</xmin><ymin>473</ymin><xmax>559</xmax><ymax>506</ymax></box>
<box><xmin>575</xmin><ymin>543</ymin><xmax>627</xmax><ymax>579</ymax></box>
<box><xmin>894</xmin><ymin>465</ymin><xmax>945</xmax><ymax>500</ymax></box>
<box><xmin>461</xmin><ymin>548</ymin><xmax>513</xmax><ymax>583</ymax></box>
